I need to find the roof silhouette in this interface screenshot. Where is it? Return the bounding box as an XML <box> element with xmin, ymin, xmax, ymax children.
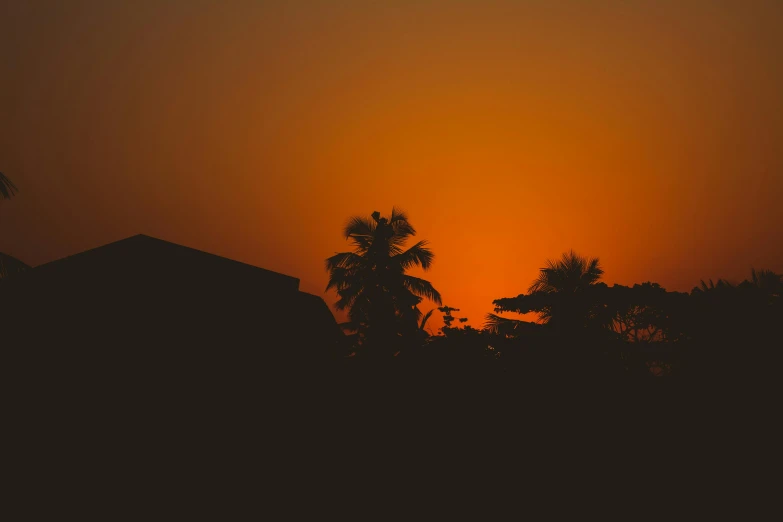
<box><xmin>2</xmin><ymin>234</ymin><xmax>348</xmax><ymax>489</ymax></box>
<box><xmin>0</xmin><ymin>251</ymin><xmax>29</xmax><ymax>276</ymax></box>
<box><xmin>27</xmin><ymin>233</ymin><xmax>301</xmax><ymax>293</ymax></box>
<box><xmin>1</xmin><ymin>233</ymin><xmax>344</xmax><ymax>363</ymax></box>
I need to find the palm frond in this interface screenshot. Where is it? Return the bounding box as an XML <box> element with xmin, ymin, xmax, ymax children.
<box><xmin>419</xmin><ymin>308</ymin><xmax>435</xmax><ymax>332</ymax></box>
<box><xmin>0</xmin><ymin>171</ymin><xmax>18</xmax><ymax>200</ymax></box>
<box><xmin>388</xmin><ymin>207</ymin><xmax>415</xmax><ymax>243</ymax></box>
<box><xmin>325</xmin><ymin>251</ymin><xmax>365</xmax><ymax>271</ymax></box>
<box><xmin>529</xmin><ymin>250</ymin><xmax>602</xmax><ymax>293</ymax></box>
<box><xmin>337</xmin><ymin>285</ymin><xmax>367</xmax><ymax>312</ymax></box>
<box><xmin>343</xmin><ymin>215</ymin><xmax>376</xmax><ymax>250</ymax></box>
<box><xmin>528</xmin><ymin>272</ymin><xmax>551</xmax><ymax>293</ymax></box>
<box><xmin>402</xmin><ymin>275</ymin><xmax>442</xmax><ymax>304</ymax></box>
<box><xmin>394</xmin><ymin>240</ymin><xmax>435</xmax><ymax>271</ymax></box>
<box><xmin>484</xmin><ymin>313</ymin><xmax>522</xmax><ymax>335</ymax></box>
<box><xmin>344</xmin><ymin>215</ymin><xmax>375</xmax><ymax>237</ymax></box>
<box><xmin>716</xmin><ymin>278</ymin><xmax>733</xmax><ymax>289</ymax></box>
<box><xmin>325</xmin><ymin>267</ymin><xmax>344</xmax><ymax>292</ymax></box>
<box><xmin>389</xmin><ymin>207</ymin><xmax>411</xmax><ymax>226</ymax></box>
<box><xmin>326</xmin><ymin>266</ymin><xmax>354</xmax><ymax>292</ymax></box>
<box><xmin>584</xmin><ymin>256</ymin><xmax>604</xmax><ymax>283</ymax></box>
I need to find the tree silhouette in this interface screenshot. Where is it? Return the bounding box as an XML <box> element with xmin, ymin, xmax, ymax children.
<box><xmin>683</xmin><ymin>268</ymin><xmax>783</xmax><ymax>380</ymax></box>
<box><xmin>494</xmin><ymin>250</ymin><xmax>606</xmax><ymax>331</ymax></box>
<box><xmin>483</xmin><ymin>312</ymin><xmax>529</xmax><ymax>337</ymax></box>
<box><xmin>606</xmin><ymin>283</ymin><xmax>687</xmax><ymax>344</ymax></box>
<box><xmin>326</xmin><ymin>208</ymin><xmax>442</xmax><ymax>357</ymax></box>
<box><xmin>438</xmin><ymin>305</ymin><xmax>460</xmax><ymax>328</ymax></box>
<box><xmin>529</xmin><ymin>250</ymin><xmax>603</xmax><ymax>299</ymax></box>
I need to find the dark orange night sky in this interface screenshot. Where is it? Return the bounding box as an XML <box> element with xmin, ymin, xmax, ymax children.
<box><xmin>1</xmin><ymin>1</ymin><xmax>782</xmax><ymax>329</ymax></box>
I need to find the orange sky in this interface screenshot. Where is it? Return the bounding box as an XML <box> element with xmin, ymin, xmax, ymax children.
<box><xmin>2</xmin><ymin>1</ymin><xmax>782</xmax><ymax>331</ymax></box>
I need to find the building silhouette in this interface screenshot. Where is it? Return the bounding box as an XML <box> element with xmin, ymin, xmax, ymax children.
<box><xmin>1</xmin><ymin>235</ymin><xmax>345</xmax><ymax>394</ymax></box>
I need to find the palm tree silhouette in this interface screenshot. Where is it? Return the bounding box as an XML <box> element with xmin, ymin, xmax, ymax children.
<box><xmin>490</xmin><ymin>250</ymin><xmax>608</xmax><ymax>337</ymax></box>
<box><xmin>0</xmin><ymin>171</ymin><xmax>18</xmax><ymax>200</ymax></box>
<box><xmin>529</xmin><ymin>250</ymin><xmax>603</xmax><ymax>295</ymax></box>
<box><xmin>326</xmin><ymin>208</ymin><xmax>442</xmax><ymax>356</ymax></box>
<box><xmin>528</xmin><ymin>250</ymin><xmax>604</xmax><ymax>328</ymax></box>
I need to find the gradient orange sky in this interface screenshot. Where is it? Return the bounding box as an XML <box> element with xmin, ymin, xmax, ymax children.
<box><xmin>2</xmin><ymin>1</ymin><xmax>782</xmax><ymax>330</ymax></box>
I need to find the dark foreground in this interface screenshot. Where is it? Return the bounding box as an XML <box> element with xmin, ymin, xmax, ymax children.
<box><xmin>6</xmin><ymin>341</ymin><xmax>776</xmax><ymax>518</ymax></box>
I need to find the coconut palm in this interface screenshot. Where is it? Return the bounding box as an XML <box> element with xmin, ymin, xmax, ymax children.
<box><xmin>529</xmin><ymin>249</ymin><xmax>604</xmax><ymax>295</ymax></box>
<box><xmin>326</xmin><ymin>208</ymin><xmax>442</xmax><ymax>356</ymax></box>
<box><xmin>492</xmin><ymin>250</ymin><xmax>607</xmax><ymax>332</ymax></box>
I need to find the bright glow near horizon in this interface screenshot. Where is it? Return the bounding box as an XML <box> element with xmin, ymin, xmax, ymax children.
<box><xmin>1</xmin><ymin>1</ymin><xmax>782</xmax><ymax>329</ymax></box>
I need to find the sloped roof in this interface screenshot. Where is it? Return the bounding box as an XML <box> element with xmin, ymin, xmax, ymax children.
<box><xmin>28</xmin><ymin>234</ymin><xmax>301</xmax><ymax>293</ymax></box>
<box><xmin>0</xmin><ymin>234</ymin><xmax>344</xmax><ymax>359</ymax></box>
<box><xmin>0</xmin><ymin>252</ymin><xmax>29</xmax><ymax>277</ymax></box>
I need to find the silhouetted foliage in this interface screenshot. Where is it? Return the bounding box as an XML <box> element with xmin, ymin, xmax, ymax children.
<box><xmin>438</xmin><ymin>305</ymin><xmax>460</xmax><ymax>328</ymax></box>
<box><xmin>409</xmin><ymin>305</ymin><xmax>502</xmax><ymax>363</ymax></box>
<box><xmin>326</xmin><ymin>208</ymin><xmax>442</xmax><ymax>357</ymax></box>
<box><xmin>0</xmin><ymin>171</ymin><xmax>17</xmax><ymax>200</ymax></box>
<box><xmin>522</xmin><ymin>250</ymin><xmax>606</xmax><ymax>329</ymax></box>
<box><xmin>489</xmin><ymin>249</ymin><xmax>782</xmax><ymax>379</ymax></box>
<box><xmin>682</xmin><ymin>267</ymin><xmax>782</xmax><ymax>380</ymax></box>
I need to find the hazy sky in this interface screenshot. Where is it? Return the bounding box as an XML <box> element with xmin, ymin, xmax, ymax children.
<box><xmin>2</xmin><ymin>0</ymin><xmax>782</xmax><ymax>328</ymax></box>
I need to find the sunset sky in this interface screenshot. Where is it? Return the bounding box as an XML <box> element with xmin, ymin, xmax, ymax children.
<box><xmin>1</xmin><ymin>0</ymin><xmax>782</xmax><ymax>329</ymax></box>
